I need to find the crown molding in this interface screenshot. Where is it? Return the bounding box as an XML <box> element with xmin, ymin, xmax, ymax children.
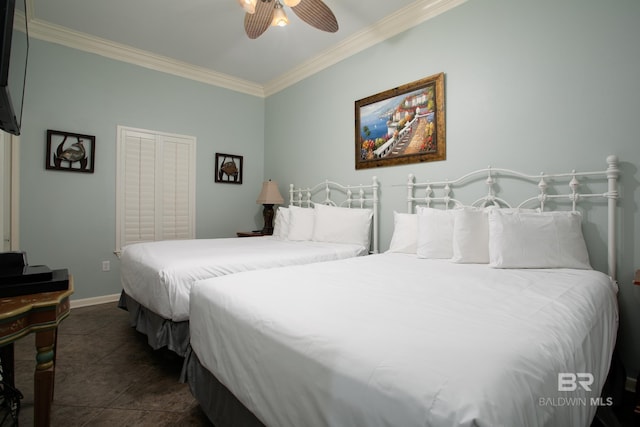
<box><xmin>264</xmin><ymin>0</ymin><xmax>467</xmax><ymax>96</ymax></box>
<box><xmin>27</xmin><ymin>19</ymin><xmax>265</xmax><ymax>97</ymax></box>
<box><xmin>25</xmin><ymin>0</ymin><xmax>465</xmax><ymax>98</ymax></box>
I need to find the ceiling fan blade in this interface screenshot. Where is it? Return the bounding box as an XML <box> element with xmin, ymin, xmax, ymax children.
<box><xmin>244</xmin><ymin>0</ymin><xmax>273</xmax><ymax>39</ymax></box>
<box><xmin>292</xmin><ymin>0</ymin><xmax>338</xmax><ymax>33</ymax></box>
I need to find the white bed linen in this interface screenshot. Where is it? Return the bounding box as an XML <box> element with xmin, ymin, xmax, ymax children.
<box><xmin>120</xmin><ymin>236</ymin><xmax>367</xmax><ymax>321</ymax></box>
<box><xmin>190</xmin><ymin>253</ymin><xmax>618</xmax><ymax>427</ymax></box>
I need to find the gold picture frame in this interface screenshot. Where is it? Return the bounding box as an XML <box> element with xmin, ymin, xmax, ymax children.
<box><xmin>355</xmin><ymin>72</ymin><xmax>445</xmax><ymax>170</ymax></box>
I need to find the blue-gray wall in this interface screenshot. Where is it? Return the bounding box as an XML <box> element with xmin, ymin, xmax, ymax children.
<box><xmin>265</xmin><ymin>0</ymin><xmax>640</xmax><ymax>377</ymax></box>
<box><xmin>17</xmin><ymin>0</ymin><xmax>640</xmax><ymax>378</ymax></box>
<box><xmin>19</xmin><ymin>39</ymin><xmax>265</xmax><ymax>301</ymax></box>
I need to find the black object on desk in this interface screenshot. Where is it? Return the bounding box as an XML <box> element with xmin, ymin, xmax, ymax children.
<box><xmin>0</xmin><ymin>251</ymin><xmax>69</xmax><ymax>298</ymax></box>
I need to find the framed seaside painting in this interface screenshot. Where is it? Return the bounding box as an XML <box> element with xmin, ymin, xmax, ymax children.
<box><xmin>355</xmin><ymin>72</ymin><xmax>446</xmax><ymax>170</ymax></box>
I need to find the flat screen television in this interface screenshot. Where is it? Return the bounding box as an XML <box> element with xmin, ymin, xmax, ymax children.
<box><xmin>0</xmin><ymin>0</ymin><xmax>28</xmax><ymax>136</ymax></box>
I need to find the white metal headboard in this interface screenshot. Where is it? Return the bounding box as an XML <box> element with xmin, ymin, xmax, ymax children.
<box><xmin>406</xmin><ymin>155</ymin><xmax>619</xmax><ymax>279</ymax></box>
<box><xmin>289</xmin><ymin>177</ymin><xmax>380</xmax><ymax>254</ymax></box>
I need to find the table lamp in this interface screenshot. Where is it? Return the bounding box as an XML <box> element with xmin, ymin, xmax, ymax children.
<box><xmin>256</xmin><ymin>180</ymin><xmax>284</xmax><ymax>235</ymax></box>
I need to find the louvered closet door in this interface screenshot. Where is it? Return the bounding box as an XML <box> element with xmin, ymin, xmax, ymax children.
<box><xmin>116</xmin><ymin>126</ymin><xmax>196</xmax><ymax>252</ymax></box>
<box><xmin>122</xmin><ymin>131</ymin><xmax>157</xmax><ymax>245</ymax></box>
<box><xmin>161</xmin><ymin>136</ymin><xmax>194</xmax><ymax>240</ymax></box>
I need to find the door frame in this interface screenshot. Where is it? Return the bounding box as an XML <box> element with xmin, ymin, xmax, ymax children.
<box><xmin>1</xmin><ymin>132</ymin><xmax>20</xmax><ymax>251</ymax></box>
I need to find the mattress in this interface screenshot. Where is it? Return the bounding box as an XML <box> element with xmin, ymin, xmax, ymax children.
<box><xmin>120</xmin><ymin>236</ymin><xmax>367</xmax><ymax>321</ymax></box>
<box><xmin>189</xmin><ymin>253</ymin><xmax>618</xmax><ymax>427</ymax></box>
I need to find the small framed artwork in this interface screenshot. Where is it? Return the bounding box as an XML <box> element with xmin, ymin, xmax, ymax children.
<box><xmin>45</xmin><ymin>130</ymin><xmax>96</xmax><ymax>173</ymax></box>
<box><xmin>215</xmin><ymin>153</ymin><xmax>243</xmax><ymax>184</ymax></box>
<box><xmin>355</xmin><ymin>72</ymin><xmax>446</xmax><ymax>170</ymax></box>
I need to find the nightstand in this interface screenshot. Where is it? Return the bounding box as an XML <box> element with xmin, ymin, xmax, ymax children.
<box><xmin>237</xmin><ymin>231</ymin><xmax>267</xmax><ymax>237</ymax></box>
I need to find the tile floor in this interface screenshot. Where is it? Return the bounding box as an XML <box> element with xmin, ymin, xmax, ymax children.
<box><xmin>10</xmin><ymin>302</ymin><xmax>212</xmax><ymax>426</ymax></box>
<box><xmin>5</xmin><ymin>301</ymin><xmax>639</xmax><ymax>427</ymax></box>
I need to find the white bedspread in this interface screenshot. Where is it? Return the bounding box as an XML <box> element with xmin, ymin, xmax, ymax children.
<box><xmin>120</xmin><ymin>237</ymin><xmax>367</xmax><ymax>321</ymax></box>
<box><xmin>190</xmin><ymin>253</ymin><xmax>618</xmax><ymax>427</ymax></box>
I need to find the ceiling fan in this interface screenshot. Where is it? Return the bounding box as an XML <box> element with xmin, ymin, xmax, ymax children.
<box><xmin>237</xmin><ymin>0</ymin><xmax>339</xmax><ymax>39</ymax></box>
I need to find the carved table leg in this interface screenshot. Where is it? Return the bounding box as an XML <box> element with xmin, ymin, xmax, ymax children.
<box><xmin>34</xmin><ymin>328</ymin><xmax>57</xmax><ymax>427</ymax></box>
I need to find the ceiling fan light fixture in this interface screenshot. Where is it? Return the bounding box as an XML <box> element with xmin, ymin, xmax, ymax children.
<box><xmin>243</xmin><ymin>0</ymin><xmax>338</xmax><ymax>38</ymax></box>
<box><xmin>271</xmin><ymin>1</ymin><xmax>289</xmax><ymax>27</ymax></box>
<box><xmin>237</xmin><ymin>0</ymin><xmax>257</xmax><ymax>14</ymax></box>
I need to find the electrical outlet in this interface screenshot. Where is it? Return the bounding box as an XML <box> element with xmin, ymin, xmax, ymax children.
<box><xmin>102</xmin><ymin>260</ymin><xmax>110</xmax><ymax>272</ymax></box>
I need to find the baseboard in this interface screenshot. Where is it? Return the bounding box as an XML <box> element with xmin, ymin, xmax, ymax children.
<box><xmin>70</xmin><ymin>293</ymin><xmax>121</xmax><ymax>309</ymax></box>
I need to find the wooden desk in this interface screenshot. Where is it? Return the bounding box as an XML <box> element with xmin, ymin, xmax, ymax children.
<box><xmin>0</xmin><ymin>276</ymin><xmax>74</xmax><ymax>426</ymax></box>
<box><xmin>634</xmin><ymin>269</ymin><xmax>639</xmax><ymax>285</ymax></box>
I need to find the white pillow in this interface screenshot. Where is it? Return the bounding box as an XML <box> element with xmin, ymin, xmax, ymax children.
<box><xmin>272</xmin><ymin>207</ymin><xmax>290</xmax><ymax>240</ymax></box>
<box><xmin>416</xmin><ymin>207</ymin><xmax>456</xmax><ymax>259</ymax></box>
<box><xmin>487</xmin><ymin>210</ymin><xmax>591</xmax><ymax>269</ymax></box>
<box><xmin>452</xmin><ymin>207</ymin><xmax>490</xmax><ymax>263</ymax></box>
<box><xmin>287</xmin><ymin>205</ymin><xmax>316</xmax><ymax>241</ymax></box>
<box><xmin>311</xmin><ymin>203</ymin><xmax>373</xmax><ymax>248</ymax></box>
<box><xmin>386</xmin><ymin>212</ymin><xmax>418</xmax><ymax>253</ymax></box>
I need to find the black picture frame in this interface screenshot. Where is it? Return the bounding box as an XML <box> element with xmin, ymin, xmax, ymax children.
<box><xmin>215</xmin><ymin>153</ymin><xmax>243</xmax><ymax>184</ymax></box>
<box><xmin>45</xmin><ymin>130</ymin><xmax>96</xmax><ymax>173</ymax></box>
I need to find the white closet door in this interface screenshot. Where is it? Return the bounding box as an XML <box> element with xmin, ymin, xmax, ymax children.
<box><xmin>160</xmin><ymin>136</ymin><xmax>194</xmax><ymax>240</ymax></box>
<box><xmin>122</xmin><ymin>131</ymin><xmax>157</xmax><ymax>244</ymax></box>
<box><xmin>116</xmin><ymin>126</ymin><xmax>196</xmax><ymax>253</ymax></box>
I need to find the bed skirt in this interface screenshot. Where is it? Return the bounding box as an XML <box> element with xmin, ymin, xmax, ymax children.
<box><xmin>181</xmin><ymin>346</ymin><xmax>264</xmax><ymax>427</ymax></box>
<box><xmin>118</xmin><ymin>291</ymin><xmax>190</xmax><ymax>357</ymax></box>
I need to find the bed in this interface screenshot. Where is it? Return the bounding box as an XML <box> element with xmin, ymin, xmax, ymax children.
<box><xmin>118</xmin><ymin>177</ymin><xmax>379</xmax><ymax>356</ymax></box>
<box><xmin>183</xmin><ymin>155</ymin><xmax>620</xmax><ymax>427</ymax></box>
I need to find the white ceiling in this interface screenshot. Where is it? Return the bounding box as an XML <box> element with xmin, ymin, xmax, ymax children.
<box><xmin>20</xmin><ymin>0</ymin><xmax>466</xmax><ymax>96</ymax></box>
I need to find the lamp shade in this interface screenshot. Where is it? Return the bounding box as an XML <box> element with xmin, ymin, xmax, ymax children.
<box><xmin>271</xmin><ymin>1</ymin><xmax>289</xmax><ymax>27</ymax></box>
<box><xmin>256</xmin><ymin>180</ymin><xmax>284</xmax><ymax>205</ymax></box>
